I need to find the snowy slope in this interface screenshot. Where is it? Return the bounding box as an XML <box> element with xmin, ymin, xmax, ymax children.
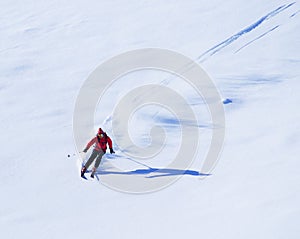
<box><xmin>0</xmin><ymin>0</ymin><xmax>299</xmax><ymax>238</ymax></box>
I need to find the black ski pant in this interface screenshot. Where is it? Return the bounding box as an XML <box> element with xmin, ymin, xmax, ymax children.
<box><xmin>84</xmin><ymin>149</ymin><xmax>105</xmax><ymax>169</ymax></box>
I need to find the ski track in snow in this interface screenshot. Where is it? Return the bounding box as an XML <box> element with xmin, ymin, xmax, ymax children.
<box><xmin>235</xmin><ymin>25</ymin><xmax>280</xmax><ymax>53</ymax></box>
<box><xmin>290</xmin><ymin>9</ymin><xmax>300</xmax><ymax>17</ymax></box>
<box><xmin>197</xmin><ymin>2</ymin><xmax>297</xmax><ymax>62</ymax></box>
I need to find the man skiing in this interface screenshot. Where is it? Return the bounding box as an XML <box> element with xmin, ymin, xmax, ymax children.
<box><xmin>81</xmin><ymin>128</ymin><xmax>115</xmax><ymax>178</ymax></box>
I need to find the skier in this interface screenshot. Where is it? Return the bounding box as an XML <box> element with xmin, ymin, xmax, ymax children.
<box><xmin>81</xmin><ymin>128</ymin><xmax>115</xmax><ymax>178</ymax></box>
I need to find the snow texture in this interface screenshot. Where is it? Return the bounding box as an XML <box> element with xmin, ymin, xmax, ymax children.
<box><xmin>0</xmin><ymin>0</ymin><xmax>299</xmax><ymax>238</ymax></box>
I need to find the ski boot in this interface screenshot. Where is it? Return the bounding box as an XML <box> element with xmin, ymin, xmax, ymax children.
<box><xmin>81</xmin><ymin>166</ymin><xmax>87</xmax><ymax>177</ymax></box>
<box><xmin>90</xmin><ymin>167</ymin><xmax>96</xmax><ymax>178</ymax></box>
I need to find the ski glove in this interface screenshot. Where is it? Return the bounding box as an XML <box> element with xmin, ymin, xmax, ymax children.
<box><xmin>109</xmin><ymin>148</ymin><xmax>115</xmax><ymax>154</ymax></box>
<box><xmin>83</xmin><ymin>148</ymin><xmax>88</xmax><ymax>153</ymax></box>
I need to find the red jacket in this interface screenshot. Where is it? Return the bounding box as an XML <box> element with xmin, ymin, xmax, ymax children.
<box><xmin>85</xmin><ymin>133</ymin><xmax>113</xmax><ymax>152</ymax></box>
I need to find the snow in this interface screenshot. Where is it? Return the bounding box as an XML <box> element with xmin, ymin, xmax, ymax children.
<box><xmin>1</xmin><ymin>0</ymin><xmax>299</xmax><ymax>238</ymax></box>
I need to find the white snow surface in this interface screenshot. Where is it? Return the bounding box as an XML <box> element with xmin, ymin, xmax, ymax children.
<box><xmin>0</xmin><ymin>0</ymin><xmax>299</xmax><ymax>238</ymax></box>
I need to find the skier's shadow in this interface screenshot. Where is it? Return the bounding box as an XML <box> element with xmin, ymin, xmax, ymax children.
<box><xmin>95</xmin><ymin>154</ymin><xmax>211</xmax><ymax>178</ymax></box>
<box><xmin>97</xmin><ymin>167</ymin><xmax>210</xmax><ymax>178</ymax></box>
